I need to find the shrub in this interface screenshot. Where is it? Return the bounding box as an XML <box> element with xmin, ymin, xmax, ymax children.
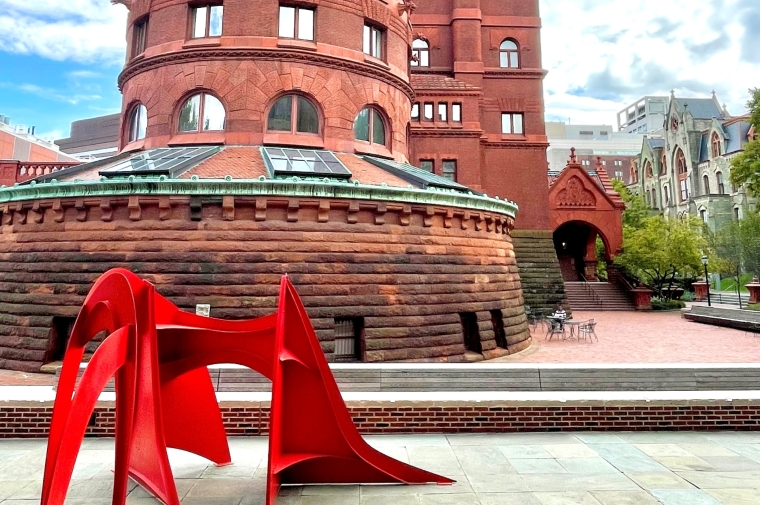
<box><xmin>681</xmin><ymin>291</ymin><xmax>695</xmax><ymax>302</ymax></box>
<box><xmin>651</xmin><ymin>297</ymin><xmax>686</xmax><ymax>311</ymax></box>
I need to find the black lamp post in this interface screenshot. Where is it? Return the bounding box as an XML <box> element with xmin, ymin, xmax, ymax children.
<box><xmin>702</xmin><ymin>255</ymin><xmax>711</xmax><ymax>307</ymax></box>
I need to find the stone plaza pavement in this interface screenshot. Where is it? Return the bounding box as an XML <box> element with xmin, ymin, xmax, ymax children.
<box><xmin>2</xmin><ymin>432</ymin><xmax>760</xmax><ymax>504</ymax></box>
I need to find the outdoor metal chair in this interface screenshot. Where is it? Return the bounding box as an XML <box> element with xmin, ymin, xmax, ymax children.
<box><xmin>545</xmin><ymin>317</ymin><xmax>566</xmax><ymax>341</ymax></box>
<box><xmin>578</xmin><ymin>319</ymin><xmax>599</xmax><ymax>343</ymax></box>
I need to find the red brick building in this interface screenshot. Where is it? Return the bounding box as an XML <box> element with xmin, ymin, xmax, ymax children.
<box><xmin>0</xmin><ymin>0</ymin><xmax>539</xmax><ymax>372</ymax></box>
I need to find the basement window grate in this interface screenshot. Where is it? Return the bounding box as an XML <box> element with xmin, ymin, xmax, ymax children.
<box><xmin>334</xmin><ymin>317</ymin><xmax>364</xmax><ymax>362</ymax></box>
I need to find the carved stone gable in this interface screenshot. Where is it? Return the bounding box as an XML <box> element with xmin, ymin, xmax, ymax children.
<box><xmin>556</xmin><ymin>176</ymin><xmax>596</xmax><ymax>208</ymax></box>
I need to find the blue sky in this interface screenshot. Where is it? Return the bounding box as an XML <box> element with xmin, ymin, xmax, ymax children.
<box><xmin>0</xmin><ymin>0</ymin><xmax>758</xmax><ymax>141</ymax></box>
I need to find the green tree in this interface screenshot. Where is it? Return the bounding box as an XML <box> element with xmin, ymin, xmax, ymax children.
<box><xmin>712</xmin><ymin>212</ymin><xmax>760</xmax><ymax>281</ymax></box>
<box><xmin>611</xmin><ymin>179</ymin><xmax>649</xmax><ymax>230</ymax></box>
<box><xmin>615</xmin><ymin>215</ymin><xmax>706</xmax><ymax>298</ymax></box>
<box><xmin>730</xmin><ymin>88</ymin><xmax>760</xmax><ymax>196</ymax></box>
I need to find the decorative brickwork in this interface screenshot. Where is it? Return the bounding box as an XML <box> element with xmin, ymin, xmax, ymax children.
<box><xmin>2</xmin><ymin>401</ymin><xmax>758</xmax><ymax>438</ymax></box>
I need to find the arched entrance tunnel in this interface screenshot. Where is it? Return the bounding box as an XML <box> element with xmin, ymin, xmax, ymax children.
<box><xmin>553</xmin><ymin>221</ymin><xmax>611</xmax><ymax>282</ymax></box>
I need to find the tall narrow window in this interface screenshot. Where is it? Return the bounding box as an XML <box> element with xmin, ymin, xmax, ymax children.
<box><xmin>178</xmin><ymin>93</ymin><xmax>226</xmax><ymax>132</ymax></box>
<box><xmin>128</xmin><ymin>104</ymin><xmax>148</xmax><ymax>142</ymax></box>
<box><xmin>411</xmin><ymin>39</ymin><xmax>429</xmax><ymax>67</ymax></box>
<box><xmin>490</xmin><ymin>310</ymin><xmax>507</xmax><ymax>349</ymax></box>
<box><xmin>267</xmin><ymin>94</ymin><xmax>319</xmax><ymax>134</ymax></box>
<box><xmin>354</xmin><ymin>107</ymin><xmax>386</xmax><ymax>146</ymax></box>
<box><xmin>411</xmin><ymin>102</ymin><xmax>420</xmax><ymax>122</ymax></box>
<box><xmin>501</xmin><ymin>113</ymin><xmax>524</xmax><ymax>134</ymax></box>
<box><xmin>711</xmin><ymin>133</ymin><xmax>721</xmax><ymax>158</ymax></box>
<box><xmin>438</xmin><ymin>103</ymin><xmax>447</xmax><ymax>122</ymax></box>
<box><xmin>717</xmin><ymin>172</ymin><xmax>725</xmax><ymax>195</ymax></box>
<box><xmin>442</xmin><ymin>160</ymin><xmax>457</xmax><ymax>181</ymax></box>
<box><xmin>363</xmin><ymin>24</ymin><xmax>383</xmax><ymax>59</ymax></box>
<box><xmin>645</xmin><ymin>162</ymin><xmax>653</xmax><ymax>178</ymax></box>
<box><xmin>499</xmin><ymin>39</ymin><xmax>519</xmax><ymax>68</ymax></box>
<box><xmin>191</xmin><ymin>5</ymin><xmax>224</xmax><ymax>39</ymax></box>
<box><xmin>676</xmin><ymin>149</ymin><xmax>687</xmax><ymax>174</ymax></box>
<box><xmin>703</xmin><ymin>175</ymin><xmax>711</xmax><ymax>195</ymax></box>
<box><xmin>132</xmin><ymin>17</ymin><xmax>149</xmax><ymax>56</ymax></box>
<box><xmin>680</xmin><ymin>179</ymin><xmax>688</xmax><ymax>202</ymax></box>
<box><xmin>420</xmin><ymin>160</ymin><xmax>434</xmax><ymax>173</ymax></box>
<box><xmin>279</xmin><ymin>5</ymin><xmax>314</xmax><ymax>41</ymax></box>
<box><xmin>452</xmin><ymin>103</ymin><xmax>462</xmax><ymax>123</ymax></box>
<box><xmin>423</xmin><ymin>102</ymin><xmax>434</xmax><ymax>121</ymax></box>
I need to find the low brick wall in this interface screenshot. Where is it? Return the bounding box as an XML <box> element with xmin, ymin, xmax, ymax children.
<box><xmin>2</xmin><ymin>400</ymin><xmax>758</xmax><ymax>438</ymax></box>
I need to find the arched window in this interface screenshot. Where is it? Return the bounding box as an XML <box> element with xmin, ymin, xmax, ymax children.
<box><xmin>411</xmin><ymin>39</ymin><xmax>429</xmax><ymax>67</ymax></box>
<box><xmin>499</xmin><ymin>39</ymin><xmax>519</xmax><ymax>68</ymax></box>
<box><xmin>663</xmin><ymin>185</ymin><xmax>670</xmax><ymax>205</ymax></box>
<box><xmin>354</xmin><ymin>107</ymin><xmax>387</xmax><ymax>146</ymax></box>
<box><xmin>645</xmin><ymin>161</ymin><xmax>653</xmax><ymax>178</ymax></box>
<box><xmin>651</xmin><ymin>188</ymin><xmax>657</xmax><ymax>208</ymax></box>
<box><xmin>716</xmin><ymin>172</ymin><xmax>725</xmax><ymax>195</ymax></box>
<box><xmin>676</xmin><ymin>149</ymin><xmax>687</xmax><ymax>174</ymax></box>
<box><xmin>703</xmin><ymin>175</ymin><xmax>711</xmax><ymax>195</ymax></box>
<box><xmin>178</xmin><ymin>93</ymin><xmax>225</xmax><ymax>132</ymax></box>
<box><xmin>661</xmin><ymin>153</ymin><xmax>667</xmax><ymax>175</ymax></box>
<box><xmin>128</xmin><ymin>104</ymin><xmax>147</xmax><ymax>142</ymax></box>
<box><xmin>267</xmin><ymin>94</ymin><xmax>319</xmax><ymax>134</ymax></box>
<box><xmin>711</xmin><ymin>133</ymin><xmax>721</xmax><ymax>158</ymax></box>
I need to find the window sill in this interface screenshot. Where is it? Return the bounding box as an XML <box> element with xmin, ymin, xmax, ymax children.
<box><xmin>277</xmin><ymin>39</ymin><xmax>317</xmax><ymax>51</ymax></box>
<box><xmin>168</xmin><ymin>132</ymin><xmax>226</xmax><ymax>146</ymax></box>
<box><xmin>122</xmin><ymin>139</ymin><xmax>145</xmax><ymax>152</ymax></box>
<box><xmin>500</xmin><ymin>134</ymin><xmax>526</xmax><ymax>140</ymax></box>
<box><xmin>363</xmin><ymin>54</ymin><xmax>390</xmax><ymax>70</ymax></box>
<box><xmin>263</xmin><ymin>133</ymin><xmax>324</xmax><ymax>149</ymax></box>
<box><xmin>183</xmin><ymin>38</ymin><xmax>222</xmax><ymax>49</ymax></box>
<box><xmin>354</xmin><ymin>143</ymin><xmax>393</xmax><ymax>158</ymax></box>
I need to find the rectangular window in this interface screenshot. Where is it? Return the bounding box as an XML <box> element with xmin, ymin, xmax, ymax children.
<box><xmin>438</xmin><ymin>103</ymin><xmax>447</xmax><ymax>122</ymax></box>
<box><xmin>615</xmin><ymin>171</ymin><xmax>623</xmax><ymax>179</ymax></box>
<box><xmin>411</xmin><ymin>102</ymin><xmax>420</xmax><ymax>121</ymax></box>
<box><xmin>133</xmin><ymin>18</ymin><xmax>149</xmax><ymax>56</ymax></box>
<box><xmin>442</xmin><ymin>160</ymin><xmax>457</xmax><ymax>181</ymax></box>
<box><xmin>601</xmin><ymin>160</ymin><xmax>607</xmax><ymax>165</ymax></box>
<box><xmin>423</xmin><ymin>102</ymin><xmax>434</xmax><ymax>121</ymax></box>
<box><xmin>420</xmin><ymin>160</ymin><xmax>434</xmax><ymax>173</ymax></box>
<box><xmin>279</xmin><ymin>5</ymin><xmax>314</xmax><ymax>41</ymax></box>
<box><xmin>680</xmin><ymin>179</ymin><xmax>688</xmax><ymax>202</ymax></box>
<box><xmin>452</xmin><ymin>103</ymin><xmax>462</xmax><ymax>123</ymax></box>
<box><xmin>191</xmin><ymin>5</ymin><xmax>223</xmax><ymax>39</ymax></box>
<box><xmin>363</xmin><ymin>24</ymin><xmax>383</xmax><ymax>59</ymax></box>
<box><xmin>501</xmin><ymin>113</ymin><xmax>524</xmax><ymax>135</ymax></box>
<box><xmin>334</xmin><ymin>317</ymin><xmax>364</xmax><ymax>362</ymax></box>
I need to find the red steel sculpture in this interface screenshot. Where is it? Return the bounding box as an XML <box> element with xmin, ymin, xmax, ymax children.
<box><xmin>41</xmin><ymin>269</ymin><xmax>453</xmax><ymax>505</ymax></box>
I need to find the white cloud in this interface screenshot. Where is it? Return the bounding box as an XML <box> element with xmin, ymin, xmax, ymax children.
<box><xmin>540</xmin><ymin>0</ymin><xmax>760</xmax><ymax>129</ymax></box>
<box><xmin>0</xmin><ymin>0</ymin><xmax>127</xmax><ymax>64</ymax></box>
<box><xmin>0</xmin><ymin>81</ymin><xmax>102</xmax><ymax>104</ymax></box>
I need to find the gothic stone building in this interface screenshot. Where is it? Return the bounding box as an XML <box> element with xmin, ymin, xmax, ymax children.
<box><xmin>631</xmin><ymin>93</ymin><xmax>757</xmax><ymax>231</ymax></box>
<box><xmin>0</xmin><ymin>0</ymin><xmax>564</xmax><ymax>372</ymax></box>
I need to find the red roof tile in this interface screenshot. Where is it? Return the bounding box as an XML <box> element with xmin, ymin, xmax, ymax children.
<box><xmin>411</xmin><ymin>75</ymin><xmax>480</xmax><ymax>91</ymax></box>
<box><xmin>181</xmin><ymin>147</ymin><xmax>268</xmax><ymax>179</ymax></box>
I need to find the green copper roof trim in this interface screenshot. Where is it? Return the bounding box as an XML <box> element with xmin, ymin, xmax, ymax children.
<box><xmin>0</xmin><ymin>177</ymin><xmax>519</xmax><ymax>217</ymax></box>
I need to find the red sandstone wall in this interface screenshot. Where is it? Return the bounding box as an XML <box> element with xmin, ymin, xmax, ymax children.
<box><xmin>0</xmin><ymin>195</ymin><xmax>529</xmax><ymax>372</ymax></box>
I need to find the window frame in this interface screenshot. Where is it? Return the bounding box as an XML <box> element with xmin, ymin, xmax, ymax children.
<box><xmin>711</xmin><ymin>133</ymin><xmax>722</xmax><ymax>158</ymax></box>
<box><xmin>354</xmin><ymin>106</ymin><xmax>388</xmax><ymax>147</ymax></box>
<box><xmin>438</xmin><ymin>102</ymin><xmax>447</xmax><ymax>122</ymax></box>
<box><xmin>411</xmin><ymin>102</ymin><xmax>420</xmax><ymax>122</ymax></box>
<box><xmin>442</xmin><ymin>159</ymin><xmax>457</xmax><ymax>182</ymax></box>
<box><xmin>419</xmin><ymin>160</ymin><xmax>434</xmax><ymax>173</ymax></box>
<box><xmin>266</xmin><ymin>93</ymin><xmax>321</xmax><ymax>136</ymax></box>
<box><xmin>411</xmin><ymin>38</ymin><xmax>430</xmax><ymax>67</ymax></box>
<box><xmin>703</xmin><ymin>174</ymin><xmax>711</xmax><ymax>195</ymax></box>
<box><xmin>499</xmin><ymin>39</ymin><xmax>520</xmax><ymax>69</ymax></box>
<box><xmin>423</xmin><ymin>102</ymin><xmax>434</xmax><ymax>122</ymax></box>
<box><xmin>363</xmin><ymin>22</ymin><xmax>384</xmax><ymax>60</ymax></box>
<box><xmin>190</xmin><ymin>4</ymin><xmax>224</xmax><ymax>40</ymax></box>
<box><xmin>501</xmin><ymin>112</ymin><xmax>524</xmax><ymax>135</ymax></box>
<box><xmin>177</xmin><ymin>92</ymin><xmax>227</xmax><ymax>133</ymax></box>
<box><xmin>128</xmin><ymin>103</ymin><xmax>148</xmax><ymax>143</ymax></box>
<box><xmin>716</xmin><ymin>172</ymin><xmax>725</xmax><ymax>195</ymax></box>
<box><xmin>452</xmin><ymin>103</ymin><xmax>462</xmax><ymax>123</ymax></box>
<box><xmin>278</xmin><ymin>4</ymin><xmax>315</xmax><ymax>41</ymax></box>
<box><xmin>132</xmin><ymin>17</ymin><xmax>149</xmax><ymax>57</ymax></box>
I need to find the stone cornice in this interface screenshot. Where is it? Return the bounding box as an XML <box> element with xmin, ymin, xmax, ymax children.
<box><xmin>118</xmin><ymin>47</ymin><xmax>416</xmax><ymax>101</ymax></box>
<box><xmin>0</xmin><ymin>177</ymin><xmax>518</xmax><ymax>219</ymax></box>
<box><xmin>410</xmin><ymin>129</ymin><xmax>483</xmax><ymax>138</ymax></box>
<box><xmin>481</xmin><ymin>140</ymin><xmax>549</xmax><ymax>149</ymax></box>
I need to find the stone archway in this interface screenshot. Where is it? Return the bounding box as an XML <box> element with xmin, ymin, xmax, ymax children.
<box><xmin>553</xmin><ymin>221</ymin><xmax>611</xmax><ymax>282</ymax></box>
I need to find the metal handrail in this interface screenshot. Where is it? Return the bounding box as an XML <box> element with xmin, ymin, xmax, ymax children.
<box><xmin>579</xmin><ymin>274</ymin><xmax>604</xmax><ymax>308</ymax></box>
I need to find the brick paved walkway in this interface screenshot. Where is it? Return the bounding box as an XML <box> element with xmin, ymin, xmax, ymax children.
<box><xmin>497</xmin><ymin>310</ymin><xmax>760</xmax><ymax>364</ymax></box>
<box><xmin>2</xmin><ymin>432</ymin><xmax>760</xmax><ymax>504</ymax></box>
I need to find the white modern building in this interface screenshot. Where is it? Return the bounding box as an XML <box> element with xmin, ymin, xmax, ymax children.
<box><xmin>617</xmin><ymin>96</ymin><xmax>669</xmax><ymax>134</ymax></box>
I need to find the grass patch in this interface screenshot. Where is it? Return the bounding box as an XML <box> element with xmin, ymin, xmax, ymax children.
<box><xmin>748</xmin><ymin>303</ymin><xmax>760</xmax><ymax>311</ymax></box>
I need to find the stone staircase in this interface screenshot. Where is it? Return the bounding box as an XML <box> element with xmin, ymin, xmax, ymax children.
<box><xmin>565</xmin><ymin>281</ymin><xmax>636</xmax><ymax>311</ymax></box>
<box><xmin>512</xmin><ymin>230</ymin><xmax>567</xmax><ymax>314</ymax></box>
